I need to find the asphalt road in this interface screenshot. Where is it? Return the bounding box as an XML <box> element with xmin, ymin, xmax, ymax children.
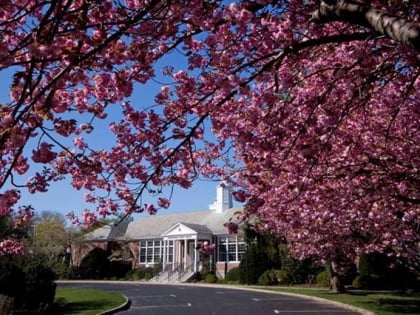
<box><xmin>57</xmin><ymin>281</ymin><xmax>366</xmax><ymax>315</ymax></box>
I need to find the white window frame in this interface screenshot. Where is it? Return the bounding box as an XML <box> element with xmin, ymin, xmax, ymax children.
<box><xmin>139</xmin><ymin>239</ymin><xmax>174</xmax><ymax>264</ymax></box>
<box><xmin>216</xmin><ymin>236</ymin><xmax>246</xmax><ymax>262</ymax></box>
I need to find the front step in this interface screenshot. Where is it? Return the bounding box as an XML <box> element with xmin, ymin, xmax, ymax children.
<box><xmin>150</xmin><ymin>270</ymin><xmax>195</xmax><ymax>283</ymax></box>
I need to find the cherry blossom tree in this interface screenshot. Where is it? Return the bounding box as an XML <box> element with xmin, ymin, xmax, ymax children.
<box><xmin>0</xmin><ymin>0</ymin><xmax>418</xmax><ymax>291</ymax></box>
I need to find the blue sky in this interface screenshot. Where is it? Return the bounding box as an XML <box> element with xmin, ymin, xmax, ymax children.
<box><xmin>0</xmin><ymin>52</ymin><xmax>238</xmax><ymax>221</ymax></box>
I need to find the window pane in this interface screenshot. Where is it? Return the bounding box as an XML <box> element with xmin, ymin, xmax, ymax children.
<box><xmin>146</xmin><ymin>247</ymin><xmax>153</xmax><ymax>262</ymax></box>
<box><xmin>154</xmin><ymin>247</ymin><xmax>161</xmax><ymax>262</ymax></box>
<box><xmin>140</xmin><ymin>247</ymin><xmax>146</xmax><ymax>263</ymax></box>
<box><xmin>228</xmin><ymin>242</ymin><xmax>236</xmax><ymax>261</ymax></box>
<box><xmin>218</xmin><ymin>245</ymin><xmax>227</xmax><ymax>261</ymax></box>
<box><xmin>238</xmin><ymin>243</ymin><xmax>246</xmax><ymax>261</ymax></box>
<box><xmin>168</xmin><ymin>246</ymin><xmax>173</xmax><ymax>262</ymax></box>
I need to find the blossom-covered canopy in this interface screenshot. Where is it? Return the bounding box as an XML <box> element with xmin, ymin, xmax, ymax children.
<box><xmin>0</xmin><ymin>1</ymin><xmax>418</xmax><ymax>267</ymax></box>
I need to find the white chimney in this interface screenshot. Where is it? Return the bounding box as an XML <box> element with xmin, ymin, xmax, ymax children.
<box><xmin>209</xmin><ymin>181</ymin><xmax>233</xmax><ymax>213</ymax></box>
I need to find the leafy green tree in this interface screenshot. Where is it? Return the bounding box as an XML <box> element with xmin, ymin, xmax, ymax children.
<box><xmin>279</xmin><ymin>244</ymin><xmax>323</xmax><ymax>284</ymax></box>
<box><xmin>30</xmin><ymin>211</ymin><xmax>71</xmax><ymax>257</ymax></box>
<box><xmin>239</xmin><ymin>243</ymin><xmax>272</xmax><ymax>285</ymax></box>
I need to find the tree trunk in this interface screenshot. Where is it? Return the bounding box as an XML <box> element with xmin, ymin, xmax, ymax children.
<box><xmin>311</xmin><ymin>0</ymin><xmax>420</xmax><ymax>51</ymax></box>
<box><xmin>0</xmin><ymin>295</ymin><xmax>14</xmax><ymax>315</ymax></box>
<box><xmin>329</xmin><ymin>261</ymin><xmax>345</xmax><ymax>293</ymax></box>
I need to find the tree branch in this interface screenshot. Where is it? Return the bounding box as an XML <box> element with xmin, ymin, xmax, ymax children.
<box><xmin>311</xmin><ymin>0</ymin><xmax>420</xmax><ymax>51</ymax></box>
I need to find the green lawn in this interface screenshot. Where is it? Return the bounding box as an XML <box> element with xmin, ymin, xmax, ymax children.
<box><xmin>52</xmin><ymin>287</ymin><xmax>127</xmax><ymax>315</ymax></box>
<box><xmin>254</xmin><ymin>286</ymin><xmax>420</xmax><ymax>315</ymax></box>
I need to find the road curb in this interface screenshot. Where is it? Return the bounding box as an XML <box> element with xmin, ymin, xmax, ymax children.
<box><xmin>97</xmin><ymin>294</ymin><xmax>131</xmax><ymax>315</ymax></box>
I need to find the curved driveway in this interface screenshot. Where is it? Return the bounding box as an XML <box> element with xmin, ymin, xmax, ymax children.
<box><xmin>57</xmin><ymin>281</ymin><xmax>368</xmax><ymax>315</ymax></box>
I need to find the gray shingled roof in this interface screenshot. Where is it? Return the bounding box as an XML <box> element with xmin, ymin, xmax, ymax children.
<box><xmin>82</xmin><ymin>225</ymin><xmax>111</xmax><ymax>242</ymax></box>
<box><xmin>82</xmin><ymin>220</ymin><xmax>129</xmax><ymax>242</ymax></box>
<box><xmin>125</xmin><ymin>207</ymin><xmax>242</xmax><ymax>240</ymax></box>
<box><xmin>108</xmin><ymin>220</ymin><xmax>130</xmax><ymax>240</ymax></box>
<box><xmin>83</xmin><ymin>207</ymin><xmax>243</xmax><ymax>242</ymax></box>
<box><xmin>179</xmin><ymin>222</ymin><xmax>213</xmax><ymax>235</ymax></box>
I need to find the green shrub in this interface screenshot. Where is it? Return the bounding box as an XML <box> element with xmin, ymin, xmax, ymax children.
<box><xmin>225</xmin><ymin>267</ymin><xmax>240</xmax><ymax>282</ymax></box>
<box><xmin>0</xmin><ymin>259</ymin><xmax>25</xmax><ymax>306</ymax></box>
<box><xmin>352</xmin><ymin>275</ymin><xmax>362</xmax><ymax>289</ymax></box>
<box><xmin>126</xmin><ymin>268</ymin><xmax>146</xmax><ymax>280</ymax></box>
<box><xmin>355</xmin><ymin>252</ymin><xmax>419</xmax><ymax>290</ymax></box>
<box><xmin>204</xmin><ymin>273</ymin><xmax>218</xmax><ymax>283</ymax></box>
<box><xmin>239</xmin><ymin>244</ymin><xmax>271</xmax><ymax>284</ymax></box>
<box><xmin>258</xmin><ymin>269</ymin><xmax>279</xmax><ymax>286</ymax></box>
<box><xmin>20</xmin><ymin>259</ymin><xmax>57</xmax><ymax>313</ymax></box>
<box><xmin>358</xmin><ymin>253</ymin><xmax>371</xmax><ymax>277</ymax></box>
<box><xmin>277</xmin><ymin>269</ymin><xmax>292</xmax><ymax>285</ymax></box>
<box><xmin>143</xmin><ymin>267</ymin><xmax>156</xmax><ymax>280</ymax></box>
<box><xmin>352</xmin><ymin>274</ymin><xmax>389</xmax><ymax>290</ymax></box>
<box><xmin>316</xmin><ymin>270</ymin><xmax>330</xmax><ymax>287</ymax></box>
<box><xmin>0</xmin><ymin>256</ymin><xmax>57</xmax><ymax>313</ymax></box>
<box><xmin>279</xmin><ymin>244</ymin><xmax>322</xmax><ymax>284</ymax></box>
<box><xmin>125</xmin><ymin>267</ymin><xmax>156</xmax><ymax>280</ymax></box>
<box><xmin>352</xmin><ymin>275</ymin><xmax>368</xmax><ymax>289</ymax></box>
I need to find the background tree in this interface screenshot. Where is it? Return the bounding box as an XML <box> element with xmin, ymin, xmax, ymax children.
<box><xmin>30</xmin><ymin>211</ymin><xmax>70</xmax><ymax>257</ymax></box>
<box><xmin>0</xmin><ymin>0</ymin><xmax>418</xmax><ymax>292</ymax></box>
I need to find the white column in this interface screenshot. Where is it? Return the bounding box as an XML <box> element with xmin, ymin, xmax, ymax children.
<box><xmin>176</xmin><ymin>240</ymin><xmax>180</xmax><ymax>270</ymax></box>
<box><xmin>183</xmin><ymin>239</ymin><xmax>187</xmax><ymax>271</ymax></box>
<box><xmin>162</xmin><ymin>239</ymin><xmax>166</xmax><ymax>272</ymax></box>
<box><xmin>172</xmin><ymin>240</ymin><xmax>176</xmax><ymax>270</ymax></box>
<box><xmin>194</xmin><ymin>237</ymin><xmax>198</xmax><ymax>272</ymax></box>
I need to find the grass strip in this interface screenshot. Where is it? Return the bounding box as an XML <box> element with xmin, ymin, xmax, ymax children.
<box><xmin>255</xmin><ymin>286</ymin><xmax>420</xmax><ymax>315</ymax></box>
<box><xmin>52</xmin><ymin>287</ymin><xmax>126</xmax><ymax>315</ymax></box>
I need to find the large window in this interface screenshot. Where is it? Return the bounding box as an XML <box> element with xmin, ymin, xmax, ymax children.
<box><xmin>216</xmin><ymin>236</ymin><xmax>246</xmax><ymax>262</ymax></box>
<box><xmin>140</xmin><ymin>240</ymin><xmax>173</xmax><ymax>264</ymax></box>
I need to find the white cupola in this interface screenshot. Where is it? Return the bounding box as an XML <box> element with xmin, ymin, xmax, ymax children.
<box><xmin>209</xmin><ymin>181</ymin><xmax>233</xmax><ymax>213</ymax></box>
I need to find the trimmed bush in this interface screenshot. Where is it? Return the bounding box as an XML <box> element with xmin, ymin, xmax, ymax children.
<box><xmin>225</xmin><ymin>267</ymin><xmax>240</xmax><ymax>282</ymax></box>
<box><xmin>0</xmin><ymin>259</ymin><xmax>25</xmax><ymax>305</ymax></box>
<box><xmin>0</xmin><ymin>256</ymin><xmax>56</xmax><ymax>313</ymax></box>
<box><xmin>277</xmin><ymin>269</ymin><xmax>292</xmax><ymax>285</ymax></box>
<box><xmin>316</xmin><ymin>270</ymin><xmax>330</xmax><ymax>287</ymax></box>
<box><xmin>355</xmin><ymin>252</ymin><xmax>419</xmax><ymax>290</ymax></box>
<box><xmin>20</xmin><ymin>259</ymin><xmax>57</xmax><ymax>313</ymax></box>
<box><xmin>258</xmin><ymin>269</ymin><xmax>279</xmax><ymax>286</ymax></box>
<box><xmin>125</xmin><ymin>267</ymin><xmax>156</xmax><ymax>280</ymax></box>
<box><xmin>204</xmin><ymin>273</ymin><xmax>218</xmax><ymax>283</ymax></box>
<box><xmin>279</xmin><ymin>244</ymin><xmax>323</xmax><ymax>284</ymax></box>
<box><xmin>352</xmin><ymin>275</ymin><xmax>368</xmax><ymax>289</ymax></box>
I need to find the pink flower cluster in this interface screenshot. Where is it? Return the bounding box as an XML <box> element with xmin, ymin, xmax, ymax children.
<box><xmin>199</xmin><ymin>241</ymin><xmax>216</xmax><ymax>257</ymax></box>
<box><xmin>0</xmin><ymin>239</ymin><xmax>25</xmax><ymax>256</ymax></box>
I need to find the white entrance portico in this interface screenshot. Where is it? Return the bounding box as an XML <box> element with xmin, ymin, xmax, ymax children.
<box><xmin>161</xmin><ymin>222</ymin><xmax>213</xmax><ymax>273</ymax></box>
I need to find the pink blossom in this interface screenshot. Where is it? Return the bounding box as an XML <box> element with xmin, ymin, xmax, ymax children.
<box><xmin>232</xmin><ymin>190</ymin><xmax>247</xmax><ymax>203</ymax></box>
<box><xmin>73</xmin><ymin>137</ymin><xmax>87</xmax><ymax>149</ymax></box>
<box><xmin>81</xmin><ymin>210</ymin><xmax>98</xmax><ymax>228</ymax></box>
<box><xmin>157</xmin><ymin>197</ymin><xmax>170</xmax><ymax>209</ymax></box>
<box><xmin>0</xmin><ymin>239</ymin><xmax>25</xmax><ymax>256</ymax></box>
<box><xmin>224</xmin><ymin>222</ymin><xmax>239</xmax><ymax>234</ymax></box>
<box><xmin>0</xmin><ymin>0</ymin><xmax>417</xmax><ymax>265</ymax></box>
<box><xmin>32</xmin><ymin>142</ymin><xmax>57</xmax><ymax>163</ymax></box>
<box><xmin>199</xmin><ymin>241</ymin><xmax>216</xmax><ymax>257</ymax></box>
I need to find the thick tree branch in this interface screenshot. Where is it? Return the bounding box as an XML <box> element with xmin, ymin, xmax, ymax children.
<box><xmin>311</xmin><ymin>0</ymin><xmax>420</xmax><ymax>51</ymax></box>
